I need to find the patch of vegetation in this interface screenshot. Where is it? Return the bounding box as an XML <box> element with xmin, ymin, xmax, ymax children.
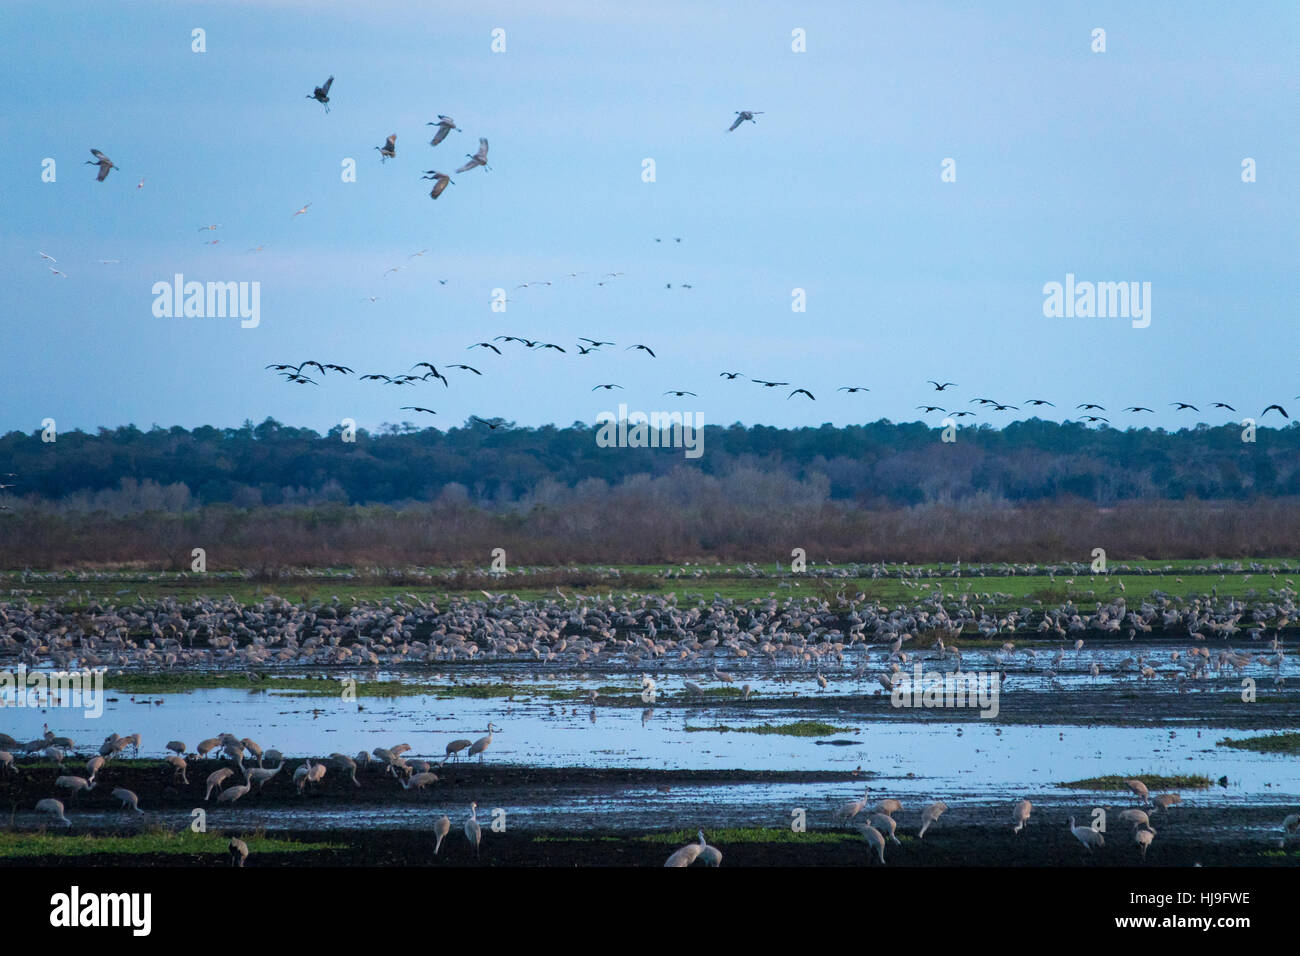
<box><xmin>0</xmin><ymin>828</ymin><xmax>340</xmax><ymax>858</ymax></box>
<box><xmin>533</xmin><ymin>835</ymin><xmax>621</xmax><ymax>843</ymax></box>
<box><xmin>105</xmin><ymin>673</ymin><xmax>430</xmax><ymax>698</ymax></box>
<box><xmin>1057</xmin><ymin>774</ymin><xmax>1213</xmax><ymax>791</ymax></box>
<box><xmin>683</xmin><ymin>721</ymin><xmax>853</xmax><ymax>737</ymax></box>
<box><xmin>1218</xmin><ymin>732</ymin><xmax>1300</xmax><ymax>754</ymax></box>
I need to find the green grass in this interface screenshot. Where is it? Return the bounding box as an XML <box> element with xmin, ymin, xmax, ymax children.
<box><xmin>641</xmin><ymin>827</ymin><xmax>860</xmax><ymax>845</ymax></box>
<box><xmin>683</xmin><ymin>721</ymin><xmax>854</xmax><ymax>737</ymax></box>
<box><xmin>1218</xmin><ymin>732</ymin><xmax>1300</xmax><ymax>754</ymax></box>
<box><xmin>102</xmin><ymin>673</ymin><xmax>583</xmax><ymax>701</ymax></box>
<box><xmin>1057</xmin><ymin>774</ymin><xmax>1214</xmax><ymax>791</ymax></box>
<box><xmin>0</xmin><ymin>828</ymin><xmax>341</xmax><ymax>858</ymax></box>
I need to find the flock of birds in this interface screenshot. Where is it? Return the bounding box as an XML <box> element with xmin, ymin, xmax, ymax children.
<box><xmin>1</xmin><ymin>723</ymin><xmax>502</xmax><ymax>863</ymax></box>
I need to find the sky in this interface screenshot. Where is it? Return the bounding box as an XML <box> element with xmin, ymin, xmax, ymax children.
<box><xmin>2</xmin><ymin>0</ymin><xmax>1296</xmax><ymax>435</ymax></box>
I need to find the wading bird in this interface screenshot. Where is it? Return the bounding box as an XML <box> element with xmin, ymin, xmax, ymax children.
<box><xmin>427</xmin><ymin>115</ymin><xmax>460</xmax><ymax>146</ymax></box>
<box><xmin>307</xmin><ymin>75</ymin><xmax>333</xmax><ymax>111</ymax></box>
<box><xmin>444</xmin><ymin>739</ymin><xmax>472</xmax><ymax>764</ymax></box>
<box><xmin>112</xmin><ymin>787</ymin><xmax>144</xmax><ymax>814</ymax></box>
<box><xmin>36</xmin><ymin>798</ymin><xmax>71</xmax><ymax>827</ymax></box>
<box><xmin>855</xmin><ymin>823</ymin><xmax>887</xmax><ymax>864</ymax></box>
<box><xmin>1134</xmin><ymin>823</ymin><xmax>1155</xmax><ymax>859</ymax></box>
<box><xmin>1124</xmin><ymin>778</ymin><xmax>1150</xmax><ymax>805</ymax></box>
<box><xmin>728</xmin><ymin>110</ymin><xmax>763</xmax><ymax>131</ymax></box>
<box><xmin>229</xmin><ymin>837</ymin><xmax>249</xmax><ymax>867</ymax></box>
<box><xmin>468</xmin><ymin>723</ymin><xmax>500</xmax><ymax>762</ymax></box>
<box><xmin>918</xmin><ymin>801</ymin><xmax>948</xmax><ymax>838</ymax></box>
<box><xmin>456</xmin><ymin>138</ymin><xmax>490</xmax><ymax>173</ymax></box>
<box><xmin>664</xmin><ymin>829</ymin><xmax>710</xmax><ymax>866</ymax></box>
<box><xmin>375</xmin><ymin>134</ymin><xmax>397</xmax><ymax>162</ymax></box>
<box><xmin>421</xmin><ymin>170</ymin><xmax>453</xmax><ymax>199</ymax></box>
<box><xmin>465</xmin><ymin>801</ymin><xmax>482</xmax><ymax>857</ymax></box>
<box><xmin>434</xmin><ymin>815</ymin><xmax>452</xmax><ymax>854</ymax></box>
<box><xmin>1069</xmin><ymin>816</ymin><xmax>1104</xmax><ymax>851</ymax></box>
<box><xmin>86</xmin><ymin>149</ymin><xmax>117</xmax><ymax>182</ymax></box>
<box><xmin>1012</xmin><ymin>798</ymin><xmax>1032</xmax><ymax>834</ymax></box>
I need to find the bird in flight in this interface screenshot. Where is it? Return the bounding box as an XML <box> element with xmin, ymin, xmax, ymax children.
<box><xmin>917</xmin><ymin>406</ymin><xmax>945</xmax><ymax>413</ymax></box>
<box><xmin>447</xmin><ymin>364</ymin><xmax>482</xmax><ymax>376</ymax></box>
<box><xmin>1076</xmin><ymin>403</ymin><xmax>1105</xmax><ymax>411</ymax></box>
<box><xmin>360</xmin><ymin>373</ymin><xmax>391</xmax><ymax>382</ymax></box>
<box><xmin>375</xmin><ymin>134</ymin><xmax>397</xmax><ymax>162</ymax></box>
<box><xmin>1262</xmin><ymin>404</ymin><xmax>1289</xmax><ymax>418</ymax></box>
<box><xmin>951</xmin><ymin>410</ymin><xmax>976</xmax><ymax>418</ymax></box>
<box><xmin>38</xmin><ymin>252</ymin><xmax>56</xmax><ymax>262</ymax></box>
<box><xmin>422</xmin><ymin>170</ymin><xmax>453</xmax><ymax>199</ymax></box>
<box><xmin>728</xmin><ymin>110</ymin><xmax>763</xmax><ymax>131</ymax></box>
<box><xmin>592</xmin><ymin>384</ymin><xmax>623</xmax><ymax>391</ymax></box>
<box><xmin>308</xmin><ymin>75</ymin><xmax>333</xmax><ymax>111</ymax></box>
<box><xmin>1171</xmin><ymin>402</ymin><xmax>1199</xmax><ymax>411</ymax></box>
<box><xmin>1210</xmin><ymin>402</ymin><xmax>1236</xmax><ymax>411</ymax></box>
<box><xmin>580</xmin><ymin>338</ymin><xmax>615</xmax><ymax>347</ymax></box>
<box><xmin>990</xmin><ymin>404</ymin><xmax>1019</xmax><ymax>412</ymax></box>
<box><xmin>293</xmin><ymin>203</ymin><xmax>311</xmax><ymax>218</ymax></box>
<box><xmin>788</xmin><ymin>389</ymin><xmax>815</xmax><ymax>401</ymax></box>
<box><xmin>1124</xmin><ymin>406</ymin><xmax>1154</xmax><ymax>413</ymax></box>
<box><xmin>281</xmin><ymin>373</ymin><xmax>318</xmax><ymax>385</ymax></box>
<box><xmin>753</xmin><ymin>380</ymin><xmax>788</xmax><ymax>388</ymax></box>
<box><xmin>1079</xmin><ymin>416</ymin><xmax>1109</xmax><ymax>424</ymax></box>
<box><xmin>427</xmin><ymin>115</ymin><xmax>460</xmax><ymax>146</ymax></box>
<box><xmin>456</xmin><ymin>138</ymin><xmax>490</xmax><ymax>173</ymax></box>
<box><xmin>1024</xmin><ymin>399</ymin><xmax>1054</xmax><ymax>406</ymax></box>
<box><xmin>400</xmin><ymin>407</ymin><xmax>437</xmax><ymax>415</ymax></box>
<box><xmin>469</xmin><ymin>342</ymin><xmax>502</xmax><ymax>354</ymax></box>
<box><xmin>838</xmin><ymin>386</ymin><xmax>870</xmax><ymax>393</ymax></box>
<box><xmin>664</xmin><ymin>390</ymin><xmax>697</xmax><ymax>397</ymax></box>
<box><xmin>720</xmin><ymin>372</ymin><xmax>744</xmax><ymax>379</ymax></box>
<box><xmin>928</xmin><ymin>381</ymin><xmax>957</xmax><ymax>391</ymax></box>
<box><xmin>626</xmin><ymin>344</ymin><xmax>656</xmax><ymax>357</ymax></box>
<box><xmin>411</xmin><ymin>363</ymin><xmax>449</xmax><ymax>386</ymax></box>
<box><xmin>471</xmin><ymin>416</ymin><xmax>506</xmax><ymax>430</ymax></box>
<box><xmin>86</xmin><ymin>149</ymin><xmax>117</xmax><ymax>182</ymax></box>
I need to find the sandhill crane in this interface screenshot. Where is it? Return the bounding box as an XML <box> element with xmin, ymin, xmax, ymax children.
<box><xmin>683</xmin><ymin>680</ymin><xmax>705</xmax><ymax>697</ymax></box>
<box><xmin>245</xmin><ymin>764</ymin><xmax>283</xmax><ymax>793</ymax></box>
<box><xmin>868</xmin><ymin>812</ymin><xmax>902</xmax><ymax>845</ymax></box>
<box><xmin>421</xmin><ymin>170</ymin><xmax>453</xmax><ymax>199</ymax></box>
<box><xmin>873</xmin><ymin>798</ymin><xmax>902</xmax><ymax>816</ymax></box>
<box><xmin>376</xmin><ymin>134</ymin><xmax>397</xmax><ymax>162</ymax></box>
<box><xmin>166</xmin><ymin>754</ymin><xmax>189</xmax><ymax>784</ymax></box>
<box><xmin>197</xmin><ymin>737</ymin><xmax>222</xmax><ymax>759</ymax></box>
<box><xmin>55</xmin><ymin>775</ymin><xmax>96</xmax><ymax>798</ymax></box>
<box><xmin>434</xmin><ymin>815</ymin><xmax>452</xmax><ymax>855</ymax></box>
<box><xmin>465</xmin><ymin>802</ymin><xmax>482</xmax><ymax>857</ymax></box>
<box><xmin>1124</xmin><ymin>779</ymin><xmax>1150</xmax><ymax>805</ymax></box>
<box><xmin>307</xmin><ymin>75</ymin><xmax>333</xmax><ymax>111</ymax></box>
<box><xmin>728</xmin><ymin>110</ymin><xmax>763</xmax><ymax>131</ymax></box>
<box><xmin>84</xmin><ymin>756</ymin><xmax>105</xmax><ymax>780</ymax></box>
<box><xmin>330</xmin><ymin>753</ymin><xmax>360</xmax><ymax>786</ymax></box>
<box><xmin>112</xmin><ymin>787</ymin><xmax>144</xmax><ymax>815</ymax></box>
<box><xmin>242</xmin><ymin>739</ymin><xmax>263</xmax><ymax>767</ymax></box>
<box><xmin>1134</xmin><ymin>824</ymin><xmax>1155</xmax><ymax>859</ymax></box>
<box><xmin>456</xmin><ymin>137</ymin><xmax>490</xmax><ymax>173</ymax></box>
<box><xmin>427</xmin><ymin>115</ymin><xmax>460</xmax><ymax>146</ymax></box>
<box><xmin>1118</xmin><ymin>808</ymin><xmax>1149</xmax><ymax>828</ymax></box>
<box><xmin>0</xmin><ymin>751</ymin><xmax>16</xmax><ymax>775</ymax></box>
<box><xmin>205</xmin><ymin>767</ymin><xmax>236</xmax><ymax>800</ymax></box>
<box><xmin>855</xmin><ymin>823</ymin><xmax>887</xmax><ymax>864</ymax></box>
<box><xmin>443</xmin><ymin>738</ymin><xmax>472</xmax><ymax>764</ymax></box>
<box><xmin>918</xmin><ymin>800</ymin><xmax>948</xmax><ymax>838</ymax></box>
<box><xmin>1069</xmin><ymin>816</ymin><xmax>1105</xmax><ymax>851</ymax></box>
<box><xmin>401</xmin><ymin>771</ymin><xmax>439</xmax><ymax>791</ymax></box>
<box><xmin>1012</xmin><ymin>798</ymin><xmax>1032</xmax><ymax>834</ymax></box>
<box><xmin>664</xmin><ymin>829</ymin><xmax>710</xmax><ymax>867</ymax></box>
<box><xmin>1262</xmin><ymin>404</ymin><xmax>1289</xmax><ymax>418</ymax></box>
<box><xmin>86</xmin><ymin>149</ymin><xmax>116</xmax><ymax>181</ymax></box>
<box><xmin>837</xmin><ymin>789</ymin><xmax>870</xmax><ymax>823</ymax></box>
<box><xmin>229</xmin><ymin>837</ymin><xmax>249</xmax><ymax>867</ymax></box>
<box><xmin>699</xmin><ymin>835</ymin><xmax>722</xmax><ymax>867</ymax></box>
<box><xmin>36</xmin><ymin>797</ymin><xmax>71</xmax><ymax>827</ymax></box>
<box><xmin>217</xmin><ymin>779</ymin><xmax>253</xmax><ymax>805</ymax></box>
<box><xmin>468</xmin><ymin>723</ymin><xmax>500</xmax><ymax>762</ymax></box>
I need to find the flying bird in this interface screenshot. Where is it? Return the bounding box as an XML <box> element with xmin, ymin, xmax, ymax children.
<box><xmin>468</xmin><ymin>342</ymin><xmax>502</xmax><ymax>354</ymax></box>
<box><xmin>1124</xmin><ymin>407</ymin><xmax>1154</xmax><ymax>413</ymax></box>
<box><xmin>664</xmin><ymin>390</ymin><xmax>697</xmax><ymax>397</ymax></box>
<box><xmin>421</xmin><ymin>170</ymin><xmax>453</xmax><ymax>199</ymax></box>
<box><xmin>580</xmin><ymin>338</ymin><xmax>615</xmax><ymax>347</ymax></box>
<box><xmin>307</xmin><ymin>75</ymin><xmax>334</xmax><ymax>111</ymax></box>
<box><xmin>375</xmin><ymin>134</ymin><xmax>397</xmax><ymax>162</ymax></box>
<box><xmin>838</xmin><ymin>386</ymin><xmax>870</xmax><ymax>393</ymax></box>
<box><xmin>456</xmin><ymin>138</ymin><xmax>490</xmax><ymax>173</ymax></box>
<box><xmin>728</xmin><ymin>110</ymin><xmax>763</xmax><ymax>131</ymax></box>
<box><xmin>470</xmin><ymin>416</ymin><xmax>505</xmax><ymax>429</ymax></box>
<box><xmin>1262</xmin><ymin>404</ymin><xmax>1289</xmax><ymax>418</ymax></box>
<box><xmin>788</xmin><ymin>389</ymin><xmax>815</xmax><ymax>401</ymax></box>
<box><xmin>720</xmin><ymin>372</ymin><xmax>744</xmax><ymax>380</ymax></box>
<box><xmin>427</xmin><ymin>115</ymin><xmax>460</xmax><ymax>146</ymax></box>
<box><xmin>400</xmin><ymin>407</ymin><xmax>437</xmax><ymax>415</ymax></box>
<box><xmin>292</xmin><ymin>203</ymin><xmax>311</xmax><ymax>218</ymax></box>
<box><xmin>752</xmin><ymin>380</ymin><xmax>788</xmax><ymax>388</ymax></box>
<box><xmin>1170</xmin><ymin>402</ymin><xmax>1199</xmax><ymax>411</ymax></box>
<box><xmin>917</xmin><ymin>405</ymin><xmax>945</xmax><ymax>413</ymax></box>
<box><xmin>1210</xmin><ymin>402</ymin><xmax>1236</xmax><ymax>410</ymax></box>
<box><xmin>592</xmin><ymin>384</ymin><xmax>623</xmax><ymax>391</ymax></box>
<box><xmin>86</xmin><ymin>149</ymin><xmax>116</xmax><ymax>182</ymax></box>
<box><xmin>447</xmin><ymin>364</ymin><xmax>482</xmax><ymax>375</ymax></box>
<box><xmin>1025</xmin><ymin>399</ymin><xmax>1054</xmax><ymax>406</ymax></box>
<box><xmin>928</xmin><ymin>381</ymin><xmax>957</xmax><ymax>391</ymax></box>
<box><xmin>1076</xmin><ymin>403</ymin><xmax>1105</xmax><ymax>411</ymax></box>
<box><xmin>626</xmin><ymin>344</ymin><xmax>656</xmax><ymax>357</ymax></box>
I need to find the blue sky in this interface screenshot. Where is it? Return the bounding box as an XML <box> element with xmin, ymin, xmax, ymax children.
<box><xmin>2</xmin><ymin>0</ymin><xmax>1296</xmax><ymax>434</ymax></box>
